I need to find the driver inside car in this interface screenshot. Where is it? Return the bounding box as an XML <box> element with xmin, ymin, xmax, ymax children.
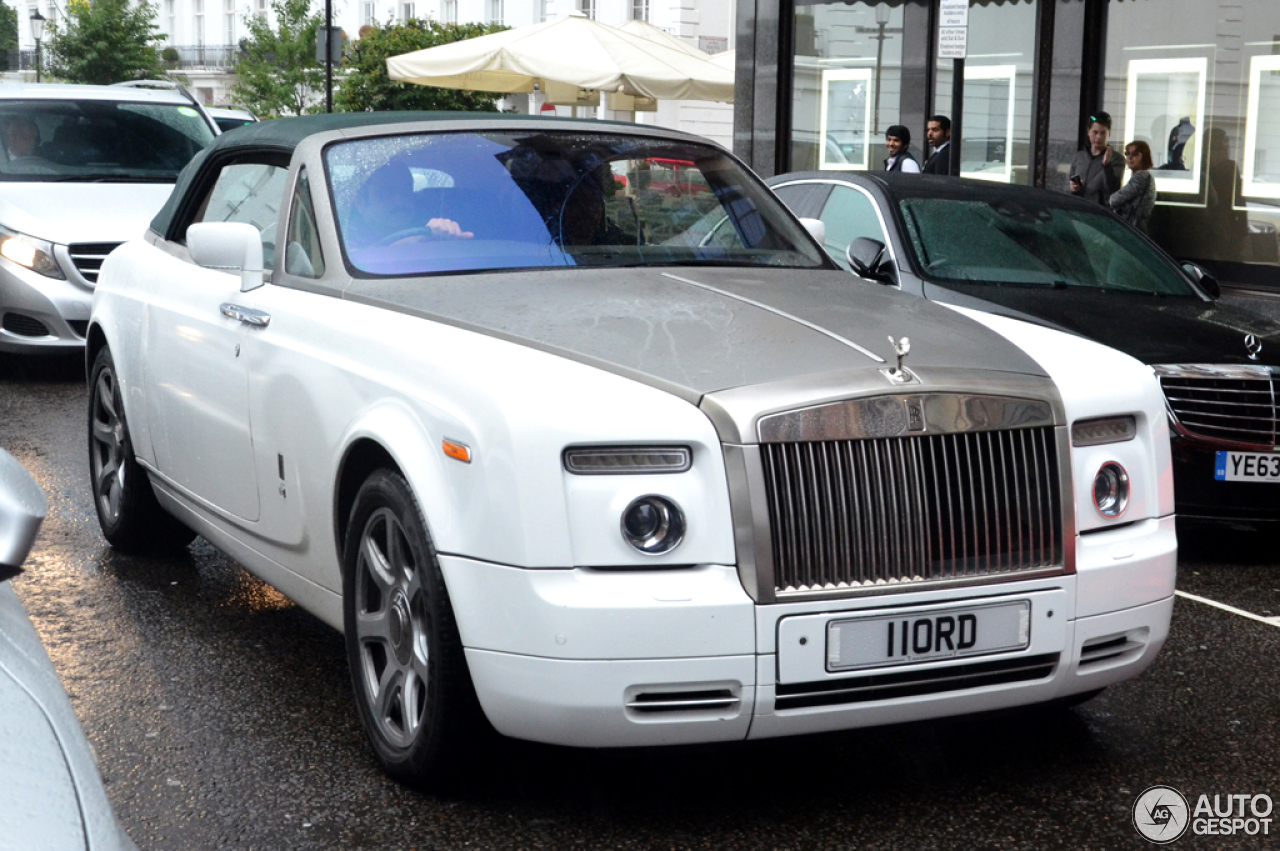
<box><xmin>345</xmin><ymin>160</ymin><xmax>472</xmax><ymax>247</ymax></box>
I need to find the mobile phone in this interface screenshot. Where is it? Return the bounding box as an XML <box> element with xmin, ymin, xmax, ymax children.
<box><xmin>1069</xmin><ymin>174</ymin><xmax>1081</xmax><ymax>183</ymax></box>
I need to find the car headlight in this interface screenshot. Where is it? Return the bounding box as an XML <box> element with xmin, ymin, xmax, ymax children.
<box><xmin>0</xmin><ymin>227</ymin><xmax>64</xmax><ymax>279</ymax></box>
<box><xmin>1071</xmin><ymin>415</ymin><xmax>1136</xmax><ymax>447</ymax></box>
<box><xmin>563</xmin><ymin>445</ymin><xmax>692</xmax><ymax>475</ymax></box>
<box><xmin>1092</xmin><ymin>462</ymin><xmax>1130</xmax><ymax>518</ymax></box>
<box><xmin>620</xmin><ymin>495</ymin><xmax>685</xmax><ymax>555</ymax></box>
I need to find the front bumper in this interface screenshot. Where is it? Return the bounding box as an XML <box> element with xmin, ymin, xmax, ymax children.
<box><xmin>0</xmin><ymin>249</ymin><xmax>92</xmax><ymax>353</ymax></box>
<box><xmin>1171</xmin><ymin>436</ymin><xmax>1280</xmax><ymax>524</ymax></box>
<box><xmin>442</xmin><ymin>516</ymin><xmax>1177</xmax><ymax>748</ymax></box>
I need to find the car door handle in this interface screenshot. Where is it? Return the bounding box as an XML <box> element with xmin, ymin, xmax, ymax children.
<box><xmin>220</xmin><ymin>303</ymin><xmax>271</xmax><ymax>328</ymax></box>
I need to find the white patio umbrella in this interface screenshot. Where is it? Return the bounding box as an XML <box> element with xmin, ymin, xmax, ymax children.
<box><xmin>386</xmin><ymin>13</ymin><xmax>734</xmax><ymax>103</ymax></box>
<box><xmin>709</xmin><ymin>50</ymin><xmax>735</xmax><ymax>71</ymax></box>
<box><xmin>616</xmin><ymin>18</ymin><xmax>710</xmax><ymax>61</ymax></box>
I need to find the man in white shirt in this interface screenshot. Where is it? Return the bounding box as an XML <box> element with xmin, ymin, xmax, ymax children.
<box><xmin>884</xmin><ymin>125</ymin><xmax>921</xmax><ymax>173</ymax></box>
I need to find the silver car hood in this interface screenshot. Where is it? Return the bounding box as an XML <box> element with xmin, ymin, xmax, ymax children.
<box><xmin>0</xmin><ymin>585</ymin><xmax>138</xmax><ymax>851</ymax></box>
<box><xmin>344</xmin><ymin>267</ymin><xmax>1048</xmax><ymax>405</ymax></box>
<box><xmin>0</xmin><ymin>183</ymin><xmax>174</xmax><ymax>245</ymax></box>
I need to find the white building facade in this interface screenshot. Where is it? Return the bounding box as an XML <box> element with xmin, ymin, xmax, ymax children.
<box><xmin>12</xmin><ymin>0</ymin><xmax>734</xmax><ymax>147</ymax></box>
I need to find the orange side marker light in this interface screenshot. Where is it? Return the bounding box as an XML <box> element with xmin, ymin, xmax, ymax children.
<box><xmin>442</xmin><ymin>439</ymin><xmax>472</xmax><ymax>463</ymax></box>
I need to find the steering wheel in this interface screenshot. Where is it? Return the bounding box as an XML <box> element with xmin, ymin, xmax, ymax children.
<box><xmin>376</xmin><ymin>227</ymin><xmax>431</xmax><ymax>246</ymax></box>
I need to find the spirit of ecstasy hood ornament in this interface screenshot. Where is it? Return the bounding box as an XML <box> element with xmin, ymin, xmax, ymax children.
<box><xmin>888</xmin><ymin>335</ymin><xmax>911</xmax><ymax>376</ymax></box>
<box><xmin>1245</xmin><ymin>334</ymin><xmax>1262</xmax><ymax>361</ymax></box>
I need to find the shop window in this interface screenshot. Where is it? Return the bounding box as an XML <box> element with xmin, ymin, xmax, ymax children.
<box><xmin>791</xmin><ymin>1</ymin><xmax>907</xmax><ymax>173</ymax></box>
<box><xmin>1100</xmin><ymin>0</ymin><xmax>1280</xmax><ymax>271</ymax></box>
<box><xmin>932</xmin><ymin>0</ymin><xmax>1037</xmax><ymax>185</ymax></box>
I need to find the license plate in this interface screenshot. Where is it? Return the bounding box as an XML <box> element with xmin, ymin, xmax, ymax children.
<box><xmin>826</xmin><ymin>601</ymin><xmax>1030</xmax><ymax>672</ymax></box>
<box><xmin>1215</xmin><ymin>451</ymin><xmax>1280</xmax><ymax>482</ymax></box>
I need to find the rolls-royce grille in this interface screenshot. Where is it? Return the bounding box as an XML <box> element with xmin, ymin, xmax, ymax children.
<box><xmin>1159</xmin><ymin>373</ymin><xmax>1277</xmax><ymax>449</ymax></box>
<box><xmin>761</xmin><ymin>426</ymin><xmax>1063</xmax><ymax>594</ymax></box>
<box><xmin>68</xmin><ymin>242</ymin><xmax>121</xmax><ymax>284</ymax></box>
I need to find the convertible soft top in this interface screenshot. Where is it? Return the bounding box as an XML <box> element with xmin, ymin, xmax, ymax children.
<box><xmin>148</xmin><ymin>110</ymin><xmax>654</xmax><ymax>238</ymax></box>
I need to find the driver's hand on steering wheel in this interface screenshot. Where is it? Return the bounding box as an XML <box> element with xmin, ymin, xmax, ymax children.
<box><xmin>427</xmin><ymin>218</ymin><xmax>474</xmax><ymax>239</ymax></box>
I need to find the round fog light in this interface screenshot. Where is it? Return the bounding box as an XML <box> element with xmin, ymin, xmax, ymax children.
<box><xmin>621</xmin><ymin>495</ymin><xmax>685</xmax><ymax>555</ymax></box>
<box><xmin>1092</xmin><ymin>461</ymin><xmax>1130</xmax><ymax>518</ymax></box>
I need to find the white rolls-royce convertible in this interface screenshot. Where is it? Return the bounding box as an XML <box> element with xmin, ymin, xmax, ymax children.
<box><xmin>88</xmin><ymin>114</ymin><xmax>1176</xmax><ymax>788</ymax></box>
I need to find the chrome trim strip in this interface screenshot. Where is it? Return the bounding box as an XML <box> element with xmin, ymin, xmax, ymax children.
<box><xmin>660</xmin><ymin>272</ymin><xmax>887</xmax><ymax>364</ymax></box>
<box><xmin>772</xmin><ymin>567</ymin><xmax>1071</xmax><ymax>602</ymax></box>
<box><xmin>1153</xmin><ymin>363</ymin><xmax>1274</xmax><ymax>380</ymax></box>
<box><xmin>721</xmin><ymin>444</ymin><xmax>772</xmax><ymax>603</ymax></box>
<box><xmin>756</xmin><ymin>393</ymin><xmax>1055</xmax><ymax>443</ymax></box>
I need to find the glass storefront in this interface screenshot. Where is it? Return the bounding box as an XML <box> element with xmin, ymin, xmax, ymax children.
<box><xmin>1098</xmin><ymin>0</ymin><xmax>1280</xmax><ymax>277</ymax></box>
<box><xmin>790</xmin><ymin>0</ymin><xmax>911</xmax><ymax>172</ymax></box>
<box><xmin>933</xmin><ymin>0</ymin><xmax>1037</xmax><ymax>184</ymax></box>
<box><xmin>741</xmin><ymin>0</ymin><xmax>1280</xmax><ymax>286</ymax></box>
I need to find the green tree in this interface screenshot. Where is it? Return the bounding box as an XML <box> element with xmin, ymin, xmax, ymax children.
<box><xmin>44</xmin><ymin>0</ymin><xmax>166</xmax><ymax>84</ymax></box>
<box><xmin>0</xmin><ymin>3</ymin><xmax>18</xmax><ymax>55</ymax></box>
<box><xmin>232</xmin><ymin>0</ymin><xmax>325</xmax><ymax>117</ymax></box>
<box><xmin>336</xmin><ymin>19</ymin><xmax>507</xmax><ymax>113</ymax></box>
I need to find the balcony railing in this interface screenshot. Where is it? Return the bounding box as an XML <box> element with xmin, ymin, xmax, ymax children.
<box><xmin>7</xmin><ymin>45</ymin><xmax>240</xmax><ymax>73</ymax></box>
<box><xmin>163</xmin><ymin>45</ymin><xmax>240</xmax><ymax>70</ymax></box>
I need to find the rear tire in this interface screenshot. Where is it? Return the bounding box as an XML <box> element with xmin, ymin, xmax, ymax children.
<box><xmin>87</xmin><ymin>347</ymin><xmax>195</xmax><ymax>554</ymax></box>
<box><xmin>343</xmin><ymin>469</ymin><xmax>481</xmax><ymax>790</ymax></box>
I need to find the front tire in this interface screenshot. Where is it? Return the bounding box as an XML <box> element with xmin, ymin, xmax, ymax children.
<box><xmin>343</xmin><ymin>469</ymin><xmax>480</xmax><ymax>789</ymax></box>
<box><xmin>87</xmin><ymin>347</ymin><xmax>195</xmax><ymax>553</ymax></box>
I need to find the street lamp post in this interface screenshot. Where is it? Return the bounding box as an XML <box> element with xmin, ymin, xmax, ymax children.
<box><xmin>854</xmin><ymin>6</ymin><xmax>902</xmax><ymax>136</ymax></box>
<box><xmin>29</xmin><ymin>11</ymin><xmax>46</xmax><ymax>83</ymax></box>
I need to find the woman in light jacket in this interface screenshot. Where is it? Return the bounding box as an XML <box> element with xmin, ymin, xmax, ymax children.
<box><xmin>1110</xmin><ymin>141</ymin><xmax>1157</xmax><ymax>232</ymax></box>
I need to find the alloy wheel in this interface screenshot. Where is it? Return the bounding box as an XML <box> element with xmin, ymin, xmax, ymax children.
<box><xmin>354</xmin><ymin>506</ymin><xmax>431</xmax><ymax>750</ymax></box>
<box><xmin>89</xmin><ymin>367</ymin><xmax>127</xmax><ymax>525</ymax></box>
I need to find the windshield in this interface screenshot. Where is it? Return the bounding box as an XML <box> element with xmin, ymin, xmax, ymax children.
<box><xmin>898</xmin><ymin>196</ymin><xmax>1198</xmax><ymax>296</ymax></box>
<box><xmin>0</xmin><ymin>99</ymin><xmax>215</xmax><ymax>182</ymax></box>
<box><xmin>326</xmin><ymin>131</ymin><xmax>827</xmax><ymax>276</ymax></box>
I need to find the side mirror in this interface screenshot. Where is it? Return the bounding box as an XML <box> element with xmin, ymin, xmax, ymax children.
<box><xmin>188</xmin><ymin>221</ymin><xmax>265</xmax><ymax>292</ymax></box>
<box><xmin>0</xmin><ymin>449</ymin><xmax>47</xmax><ymax>583</ymax></box>
<box><xmin>798</xmin><ymin>217</ymin><xmax>826</xmax><ymax>245</ymax></box>
<box><xmin>847</xmin><ymin>237</ymin><xmax>893</xmax><ymax>284</ymax></box>
<box><xmin>1181</xmin><ymin>262</ymin><xmax>1220</xmax><ymax>300</ymax></box>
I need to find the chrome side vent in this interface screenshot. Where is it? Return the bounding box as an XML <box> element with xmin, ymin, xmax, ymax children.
<box><xmin>760</xmin><ymin>426</ymin><xmax>1064</xmax><ymax>594</ymax></box>
<box><xmin>1156</xmin><ymin>364</ymin><xmax>1277</xmax><ymax>450</ymax></box>
<box><xmin>1079</xmin><ymin>628</ymin><xmax>1149</xmax><ymax>670</ymax></box>
<box><xmin>625</xmin><ymin>684</ymin><xmax>742</xmax><ymax>716</ymax></box>
<box><xmin>775</xmin><ymin>653</ymin><xmax>1059</xmax><ymax>710</ymax></box>
<box><xmin>67</xmin><ymin>242</ymin><xmax>121</xmax><ymax>285</ymax></box>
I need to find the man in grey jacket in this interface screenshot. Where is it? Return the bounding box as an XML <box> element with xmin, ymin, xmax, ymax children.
<box><xmin>1069</xmin><ymin>111</ymin><xmax>1122</xmax><ymax>206</ymax></box>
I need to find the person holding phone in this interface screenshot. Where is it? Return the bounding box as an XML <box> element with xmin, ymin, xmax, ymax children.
<box><xmin>1068</xmin><ymin>111</ymin><xmax>1122</xmax><ymax>206</ymax></box>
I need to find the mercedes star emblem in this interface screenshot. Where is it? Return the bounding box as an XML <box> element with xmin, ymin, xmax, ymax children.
<box><xmin>1245</xmin><ymin>334</ymin><xmax>1262</xmax><ymax>360</ymax></box>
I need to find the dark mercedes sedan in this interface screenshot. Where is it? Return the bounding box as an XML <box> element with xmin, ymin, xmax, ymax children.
<box><xmin>768</xmin><ymin>171</ymin><xmax>1280</xmax><ymax>527</ymax></box>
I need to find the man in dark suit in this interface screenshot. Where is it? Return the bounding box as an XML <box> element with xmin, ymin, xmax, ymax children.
<box><xmin>883</xmin><ymin>125</ymin><xmax>920</xmax><ymax>173</ymax></box>
<box><xmin>922</xmin><ymin>115</ymin><xmax>954</xmax><ymax>175</ymax></box>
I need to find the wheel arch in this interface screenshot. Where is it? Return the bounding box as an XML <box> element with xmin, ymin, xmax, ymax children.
<box><xmin>85</xmin><ymin>322</ymin><xmax>108</xmax><ymax>382</ymax></box>
<box><xmin>334</xmin><ymin>437</ymin><xmax>403</xmax><ymax>561</ymax></box>
<box><xmin>332</xmin><ymin>403</ymin><xmax>457</xmax><ymax>574</ymax></box>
